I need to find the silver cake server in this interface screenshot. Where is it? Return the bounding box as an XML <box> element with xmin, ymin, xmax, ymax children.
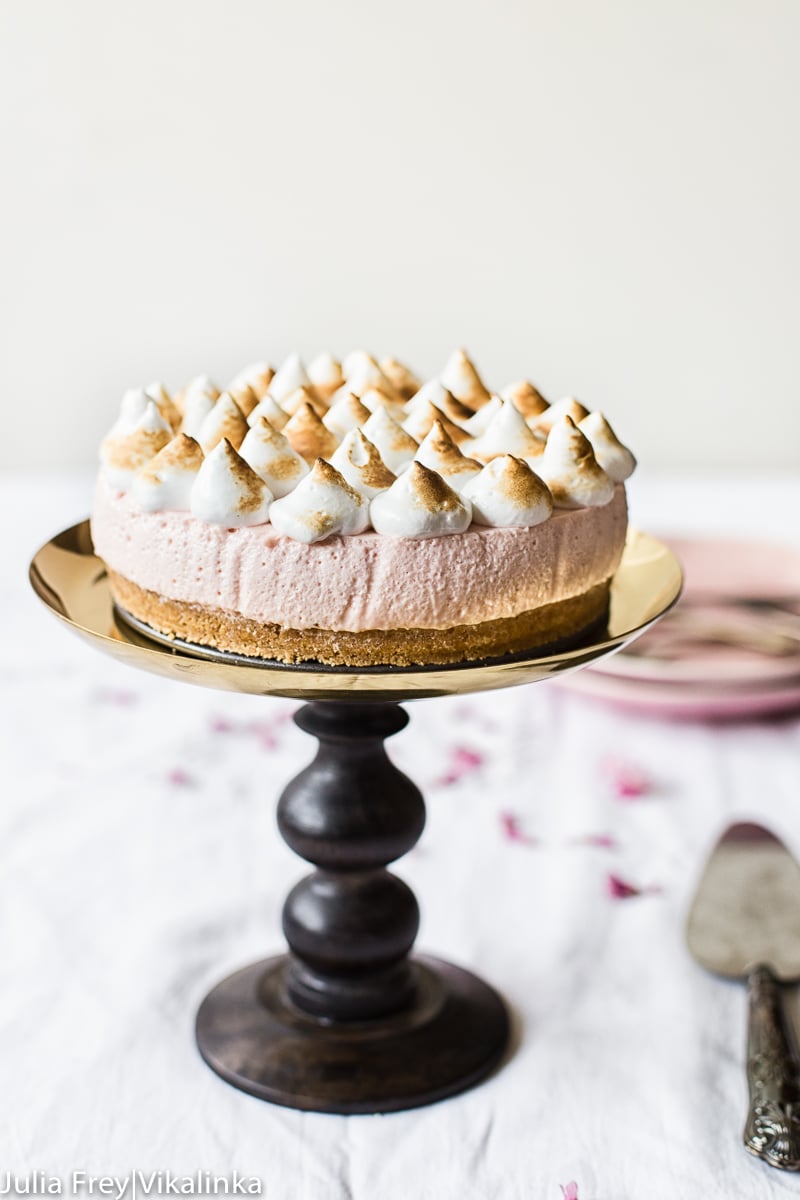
<box><xmin>687</xmin><ymin>822</ymin><xmax>800</xmax><ymax>1170</ymax></box>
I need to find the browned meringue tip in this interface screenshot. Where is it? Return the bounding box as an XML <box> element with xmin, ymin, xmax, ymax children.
<box><xmin>405</xmin><ymin>402</ymin><xmax>471</xmax><ymax>445</ymax></box>
<box><xmin>201</xmin><ymin>392</ymin><xmax>249</xmax><ymax>452</ymax></box>
<box><xmin>310</xmin><ymin>457</ymin><xmax>363</xmax><ymax>503</ymax></box>
<box><xmin>379</xmin><ymin>357</ymin><xmax>422</xmax><ymax>400</ymax></box>
<box><xmin>284</xmin><ymin>403</ymin><xmax>340</xmax><ymax>463</ymax></box>
<box><xmin>503</xmin><ymin>380</ymin><xmax>549</xmax><ymax>418</ymax></box>
<box><xmin>282</xmin><ymin>384</ymin><xmax>327</xmax><ymax>417</ymax></box>
<box><xmin>342</xmin><ymin>430</ymin><xmax>397</xmax><ymax>489</ymax></box>
<box><xmin>406</xmin><ymin>461</ymin><xmax>464</xmax><ymax>512</ymax></box>
<box><xmin>425</xmin><ymin>419</ymin><xmax>481</xmax><ymax>468</ymax></box>
<box><xmin>229</xmin><ymin>382</ymin><xmax>260</xmax><ymax>418</ymax></box>
<box><xmin>441</xmin><ymin>348</ymin><xmax>492</xmax><ymax>411</ymax></box>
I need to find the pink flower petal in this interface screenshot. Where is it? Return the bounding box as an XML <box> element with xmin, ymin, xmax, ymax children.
<box><xmin>500</xmin><ymin>812</ymin><xmax>538</xmax><ymax>846</ymax></box>
<box><xmin>167</xmin><ymin>767</ymin><xmax>194</xmax><ymax>787</ymax></box>
<box><xmin>435</xmin><ymin>744</ymin><xmax>485</xmax><ymax>786</ymax></box>
<box><xmin>600</xmin><ymin>755</ymin><xmax>652</xmax><ymax>799</ymax></box>
<box><xmin>560</xmin><ymin>1184</ymin><xmax>579</xmax><ymax>1200</ymax></box>
<box><xmin>607</xmin><ymin>872</ymin><xmax>661</xmax><ymax>899</ymax></box>
<box><xmin>210</xmin><ymin>716</ymin><xmax>233</xmax><ymax>733</ymax></box>
<box><xmin>573</xmin><ymin>833</ymin><xmax>618</xmax><ymax>849</ymax></box>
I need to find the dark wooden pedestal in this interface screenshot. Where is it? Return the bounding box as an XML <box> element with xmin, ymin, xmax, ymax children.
<box><xmin>195</xmin><ymin>701</ymin><xmax>510</xmax><ymax>1114</ymax></box>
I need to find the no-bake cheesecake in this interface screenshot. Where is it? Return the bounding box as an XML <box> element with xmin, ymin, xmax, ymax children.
<box><xmin>91</xmin><ymin>350</ymin><xmax>635</xmax><ymax>666</ymax></box>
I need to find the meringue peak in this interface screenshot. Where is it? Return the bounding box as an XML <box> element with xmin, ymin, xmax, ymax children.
<box><xmin>191</xmin><ymin>438</ymin><xmax>272</xmax><ymax>527</ymax></box>
<box><xmin>379</xmin><ymin>357</ymin><xmax>422</xmax><ymax>400</ymax></box>
<box><xmin>239</xmin><ymin>416</ymin><xmax>309</xmax><ymax>497</ymax></box>
<box><xmin>469</xmin><ymin>397</ymin><xmax>544</xmax><ymax>462</ymax></box>
<box><xmin>283</xmin><ymin>402</ymin><xmax>340</xmax><ymax>463</ymax></box>
<box><xmin>322</xmin><ymin>391</ymin><xmax>371</xmax><ymax>438</ymax></box>
<box><xmin>537</xmin><ymin>416</ymin><xmax>615</xmax><ymax>508</ymax></box>
<box><xmin>415</xmin><ymin>420</ymin><xmax>482</xmax><ymax>493</ymax></box>
<box><xmin>247</xmin><ymin>393</ymin><xmax>288</xmax><ymax>430</ymax></box>
<box><xmin>307</xmin><ymin>352</ymin><xmax>344</xmax><ymax>400</ymax></box>
<box><xmin>269</xmin><ymin>353</ymin><xmax>311</xmax><ymax>403</ymax></box>
<box><xmin>462</xmin><ymin>455</ymin><xmax>553</xmax><ymax>528</ymax></box>
<box><xmin>362</xmin><ymin>408</ymin><xmax>419</xmax><ymax>474</ymax></box>
<box><xmin>132</xmin><ymin>433</ymin><xmax>204</xmax><ymax>512</ymax></box>
<box><xmin>500</xmin><ymin>380</ymin><xmax>549</xmax><ymax>419</ymax></box>
<box><xmin>199</xmin><ymin>392</ymin><xmax>249</xmax><ymax>453</ymax></box>
<box><xmin>440</xmin><ymin>348</ymin><xmax>491</xmax><ymax>411</ymax></box>
<box><xmin>101</xmin><ymin>400</ymin><xmax>172</xmax><ymax>487</ymax></box>
<box><xmin>578</xmin><ymin>412</ymin><xmax>637</xmax><ymax>482</ymax></box>
<box><xmin>330</xmin><ymin>429</ymin><xmax>396</xmax><ymax>499</ymax></box>
<box><xmin>370</xmin><ymin>461</ymin><xmax>473</xmax><ymax>538</ymax></box>
<box><xmin>531</xmin><ymin>396</ymin><xmax>590</xmax><ymax>435</ymax></box>
<box><xmin>268</xmin><ymin>457</ymin><xmax>369</xmax><ymax>543</ymax></box>
<box><xmin>281</xmin><ymin>384</ymin><xmax>324</xmax><ymax>417</ymax></box>
<box><xmin>403</xmin><ymin>401</ymin><xmax>471</xmax><ymax>445</ymax></box>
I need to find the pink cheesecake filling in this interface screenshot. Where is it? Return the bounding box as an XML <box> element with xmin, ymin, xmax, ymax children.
<box><xmin>92</xmin><ymin>474</ymin><xmax>628</xmax><ymax>632</ymax></box>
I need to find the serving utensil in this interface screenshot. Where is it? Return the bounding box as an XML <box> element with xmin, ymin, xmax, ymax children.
<box><xmin>687</xmin><ymin>822</ymin><xmax>800</xmax><ymax>1170</ymax></box>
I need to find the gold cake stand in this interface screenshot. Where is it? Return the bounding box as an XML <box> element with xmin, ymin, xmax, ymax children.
<box><xmin>30</xmin><ymin>520</ymin><xmax>682</xmax><ymax>1113</ymax></box>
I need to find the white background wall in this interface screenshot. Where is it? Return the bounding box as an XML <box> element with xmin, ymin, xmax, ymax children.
<box><xmin>2</xmin><ymin>0</ymin><xmax>799</xmax><ymax>470</ymax></box>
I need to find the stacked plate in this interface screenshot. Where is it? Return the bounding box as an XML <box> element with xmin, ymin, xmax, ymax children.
<box><xmin>560</xmin><ymin>537</ymin><xmax>800</xmax><ymax>719</ymax></box>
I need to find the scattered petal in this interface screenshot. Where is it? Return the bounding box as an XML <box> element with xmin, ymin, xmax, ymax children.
<box><xmin>436</xmin><ymin>744</ymin><xmax>485</xmax><ymax>786</ymax></box>
<box><xmin>607</xmin><ymin>872</ymin><xmax>661</xmax><ymax>899</ymax></box>
<box><xmin>560</xmin><ymin>1184</ymin><xmax>579</xmax><ymax>1200</ymax></box>
<box><xmin>167</xmin><ymin>767</ymin><xmax>195</xmax><ymax>787</ymax></box>
<box><xmin>500</xmin><ymin>812</ymin><xmax>538</xmax><ymax>846</ymax></box>
<box><xmin>600</xmin><ymin>755</ymin><xmax>652</xmax><ymax>799</ymax></box>
<box><xmin>572</xmin><ymin>833</ymin><xmax>618</xmax><ymax>849</ymax></box>
<box><xmin>210</xmin><ymin>715</ymin><xmax>233</xmax><ymax>733</ymax></box>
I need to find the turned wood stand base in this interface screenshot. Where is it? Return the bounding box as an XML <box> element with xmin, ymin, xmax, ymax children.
<box><xmin>194</xmin><ymin>701</ymin><xmax>510</xmax><ymax>1114</ymax></box>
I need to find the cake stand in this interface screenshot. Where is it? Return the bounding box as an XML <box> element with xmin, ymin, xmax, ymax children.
<box><xmin>30</xmin><ymin>521</ymin><xmax>682</xmax><ymax>1114</ymax></box>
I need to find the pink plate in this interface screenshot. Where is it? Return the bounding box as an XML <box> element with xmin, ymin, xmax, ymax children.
<box><xmin>597</xmin><ymin>537</ymin><xmax>800</xmax><ymax>689</ymax></box>
<box><xmin>560</xmin><ymin>668</ymin><xmax>800</xmax><ymax>721</ymax></box>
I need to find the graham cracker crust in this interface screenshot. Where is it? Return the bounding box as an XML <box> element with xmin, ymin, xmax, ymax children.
<box><xmin>108</xmin><ymin>569</ymin><xmax>611</xmax><ymax>667</ymax></box>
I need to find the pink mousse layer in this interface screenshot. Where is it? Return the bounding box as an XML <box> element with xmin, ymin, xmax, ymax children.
<box><xmin>92</xmin><ymin>474</ymin><xmax>628</xmax><ymax>632</ymax></box>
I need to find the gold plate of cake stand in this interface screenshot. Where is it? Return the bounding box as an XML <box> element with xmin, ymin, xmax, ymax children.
<box><xmin>30</xmin><ymin>520</ymin><xmax>682</xmax><ymax>1114</ymax></box>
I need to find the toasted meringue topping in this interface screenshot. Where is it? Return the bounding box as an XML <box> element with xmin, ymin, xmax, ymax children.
<box><xmin>403</xmin><ymin>401</ymin><xmax>471</xmax><ymax>445</ymax></box>
<box><xmin>101</xmin><ymin>401</ymin><xmax>173</xmax><ymax>488</ymax></box>
<box><xmin>283</xmin><ymin>402</ymin><xmax>340</xmax><ymax>463</ymax></box>
<box><xmin>181</xmin><ymin>379</ymin><xmax>220</xmax><ymax>440</ymax></box>
<box><xmin>440</xmin><ymin>349</ymin><xmax>491</xmax><ymax>411</ymax></box>
<box><xmin>269</xmin><ymin>458</ymin><xmax>369</xmax><ymax>543</ymax></box>
<box><xmin>380</xmin><ymin>357</ymin><xmax>422</xmax><ymax>401</ymax></box>
<box><xmin>330</xmin><ymin>430</ymin><xmax>396</xmax><ymax>500</ymax></box>
<box><xmin>144</xmin><ymin>381</ymin><xmax>181</xmax><ymax>430</ymax></box>
<box><xmin>114</xmin><ymin>387</ymin><xmax>150</xmax><ymax>434</ymax></box>
<box><xmin>370</xmin><ymin>462</ymin><xmax>472</xmax><ymax>539</ymax></box>
<box><xmin>578</xmin><ymin>412</ymin><xmax>637</xmax><ymax>483</ymax></box>
<box><xmin>462</xmin><ymin>455</ymin><xmax>553</xmax><ymax>527</ymax></box>
<box><xmin>362</xmin><ymin>408</ymin><xmax>420</xmax><ymax>474</ymax></box>
<box><xmin>406</xmin><ymin>379</ymin><xmax>473</xmax><ymax>425</ymax></box>
<box><xmin>228</xmin><ymin>361</ymin><xmax>274</xmax><ymax>399</ymax></box>
<box><xmin>269</xmin><ymin>353</ymin><xmax>311</xmax><ymax>403</ymax></box>
<box><xmin>359</xmin><ymin>386</ymin><xmax>407</xmax><ymax>420</ymax></box>
<box><xmin>199</xmin><ymin>392</ymin><xmax>249</xmax><ymax>453</ymax></box>
<box><xmin>132</xmin><ymin>433</ymin><xmax>204</xmax><ymax>512</ymax></box>
<box><xmin>500</xmin><ymin>380</ymin><xmax>550</xmax><ymax>419</ymax></box>
<box><xmin>322</xmin><ymin>392</ymin><xmax>371</xmax><ymax>438</ymax></box>
<box><xmin>307</xmin><ymin>352</ymin><xmax>344</xmax><ymax>400</ymax></box>
<box><xmin>341</xmin><ymin>352</ymin><xmax>403</xmax><ymax>402</ymax></box>
<box><xmin>469</xmin><ymin>398</ymin><xmax>545</xmax><ymax>463</ymax></box>
<box><xmin>191</xmin><ymin>439</ymin><xmax>272</xmax><ymax>527</ymax></box>
<box><xmin>414</xmin><ymin>420</ymin><xmax>482</xmax><ymax>493</ymax></box>
<box><xmin>239</xmin><ymin>416</ymin><xmax>309</xmax><ymax>498</ymax></box>
<box><xmin>462</xmin><ymin>394</ymin><xmax>502</xmax><ymax>437</ymax></box>
<box><xmin>281</xmin><ymin>384</ymin><xmax>326</xmax><ymax>417</ymax></box>
<box><xmin>536</xmin><ymin>416</ymin><xmax>615</xmax><ymax>508</ymax></box>
<box><xmin>229</xmin><ymin>382</ymin><xmax>260</xmax><ymax>418</ymax></box>
<box><xmin>531</xmin><ymin>396</ymin><xmax>590</xmax><ymax>435</ymax></box>
<box><xmin>247</xmin><ymin>394</ymin><xmax>289</xmax><ymax>430</ymax></box>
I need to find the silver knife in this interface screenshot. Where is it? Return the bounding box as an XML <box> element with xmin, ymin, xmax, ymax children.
<box><xmin>687</xmin><ymin>822</ymin><xmax>800</xmax><ymax>1170</ymax></box>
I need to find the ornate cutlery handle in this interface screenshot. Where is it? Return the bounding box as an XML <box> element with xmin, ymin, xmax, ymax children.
<box><xmin>744</xmin><ymin>965</ymin><xmax>800</xmax><ymax>1170</ymax></box>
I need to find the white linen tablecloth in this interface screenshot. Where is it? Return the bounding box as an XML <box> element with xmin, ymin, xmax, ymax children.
<box><xmin>3</xmin><ymin>470</ymin><xmax>800</xmax><ymax>1200</ymax></box>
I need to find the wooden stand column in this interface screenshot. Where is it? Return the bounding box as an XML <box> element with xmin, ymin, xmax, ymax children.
<box><xmin>195</xmin><ymin>701</ymin><xmax>510</xmax><ymax>1114</ymax></box>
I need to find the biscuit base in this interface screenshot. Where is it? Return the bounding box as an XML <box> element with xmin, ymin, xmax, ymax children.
<box><xmin>108</xmin><ymin>569</ymin><xmax>611</xmax><ymax>667</ymax></box>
